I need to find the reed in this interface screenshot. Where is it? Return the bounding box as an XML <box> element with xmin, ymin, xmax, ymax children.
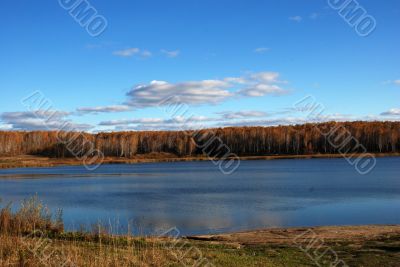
<box><xmin>0</xmin><ymin>195</ymin><xmax>63</xmax><ymax>236</ymax></box>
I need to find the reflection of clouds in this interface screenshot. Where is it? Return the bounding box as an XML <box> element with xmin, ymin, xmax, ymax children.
<box><xmin>119</xmin><ymin>197</ymin><xmax>288</xmax><ymax>234</ymax></box>
<box><xmin>124</xmin><ymin>211</ymin><xmax>284</xmax><ymax>235</ymax></box>
<box><xmin>0</xmin><ymin>178</ymin><xmax>313</xmax><ymax>235</ymax></box>
<box><xmin>132</xmin><ymin>214</ymin><xmax>233</xmax><ymax>234</ymax></box>
<box><xmin>117</xmin><ymin>194</ymin><xmax>235</xmax><ymax>233</ymax></box>
<box><xmin>243</xmin><ymin>212</ymin><xmax>284</xmax><ymax>229</ymax></box>
<box><xmin>4</xmin><ymin>159</ymin><xmax>399</xmax><ymax>235</ymax></box>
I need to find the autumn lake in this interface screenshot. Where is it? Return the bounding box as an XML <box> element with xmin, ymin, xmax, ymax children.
<box><xmin>0</xmin><ymin>157</ymin><xmax>399</xmax><ymax>236</ymax></box>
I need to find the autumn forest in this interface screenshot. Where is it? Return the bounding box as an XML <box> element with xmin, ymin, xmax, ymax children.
<box><xmin>0</xmin><ymin>121</ymin><xmax>399</xmax><ymax>159</ymax></box>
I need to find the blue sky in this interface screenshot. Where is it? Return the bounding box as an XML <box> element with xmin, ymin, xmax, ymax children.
<box><xmin>0</xmin><ymin>0</ymin><xmax>399</xmax><ymax>132</ymax></box>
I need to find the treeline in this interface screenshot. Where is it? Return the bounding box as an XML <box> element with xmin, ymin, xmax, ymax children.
<box><xmin>0</xmin><ymin>121</ymin><xmax>399</xmax><ymax>158</ymax></box>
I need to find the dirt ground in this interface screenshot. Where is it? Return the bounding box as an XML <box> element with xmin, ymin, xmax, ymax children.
<box><xmin>188</xmin><ymin>225</ymin><xmax>400</xmax><ymax>246</ymax></box>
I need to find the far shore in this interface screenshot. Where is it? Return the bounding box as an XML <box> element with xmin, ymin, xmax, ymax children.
<box><xmin>0</xmin><ymin>153</ymin><xmax>399</xmax><ymax>170</ymax></box>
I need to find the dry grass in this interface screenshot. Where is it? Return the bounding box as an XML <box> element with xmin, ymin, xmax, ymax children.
<box><xmin>1</xmin><ymin>197</ymin><xmax>400</xmax><ymax>266</ymax></box>
<box><xmin>0</xmin><ymin>234</ymin><xmax>181</xmax><ymax>267</ymax></box>
<box><xmin>1</xmin><ymin>227</ymin><xmax>400</xmax><ymax>267</ymax></box>
<box><xmin>0</xmin><ymin>195</ymin><xmax>63</xmax><ymax>236</ymax></box>
<box><xmin>0</xmin><ymin>197</ymin><xmax>179</xmax><ymax>266</ymax></box>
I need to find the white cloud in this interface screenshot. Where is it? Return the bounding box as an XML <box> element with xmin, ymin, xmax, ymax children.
<box><xmin>216</xmin><ymin>114</ymin><xmax>384</xmax><ymax>128</ymax></box>
<box><xmin>289</xmin><ymin>16</ymin><xmax>303</xmax><ymax>22</ymax></box>
<box><xmin>223</xmin><ymin>77</ymin><xmax>247</xmax><ymax>84</ymax></box>
<box><xmin>310</xmin><ymin>13</ymin><xmax>319</xmax><ymax>19</ymax></box>
<box><xmin>100</xmin><ymin>111</ymin><xmax>271</xmax><ymax>128</ymax></box>
<box><xmin>217</xmin><ymin>111</ymin><xmax>268</xmax><ymax>120</ymax></box>
<box><xmin>96</xmin><ymin>108</ymin><xmax>400</xmax><ymax>131</ymax></box>
<box><xmin>219</xmin><ymin>117</ymin><xmax>306</xmax><ymax>127</ymax></box>
<box><xmin>250</xmin><ymin>72</ymin><xmax>281</xmax><ymax>83</ymax></box>
<box><xmin>238</xmin><ymin>72</ymin><xmax>288</xmax><ymax>97</ymax></box>
<box><xmin>126</xmin><ymin>80</ymin><xmax>234</xmax><ymax>107</ymax></box>
<box><xmin>1</xmin><ymin>111</ymin><xmax>70</xmax><ymax>120</ymax></box>
<box><xmin>100</xmin><ymin>118</ymin><xmax>165</xmax><ymax>126</ymax></box>
<box><xmin>0</xmin><ymin>111</ymin><xmax>92</xmax><ymax>131</ymax></box>
<box><xmin>254</xmin><ymin>47</ymin><xmax>270</xmax><ymax>54</ymax></box>
<box><xmin>239</xmin><ymin>84</ymin><xmax>286</xmax><ymax>97</ymax></box>
<box><xmin>0</xmin><ymin>124</ymin><xmax>12</xmax><ymax>130</ymax></box>
<box><xmin>381</xmin><ymin>108</ymin><xmax>400</xmax><ymax>116</ymax></box>
<box><xmin>100</xmin><ymin>113</ymin><xmax>386</xmax><ymax>131</ymax></box>
<box><xmin>113</xmin><ymin>48</ymin><xmax>140</xmax><ymax>57</ymax></box>
<box><xmin>141</xmin><ymin>50</ymin><xmax>152</xmax><ymax>57</ymax></box>
<box><xmin>113</xmin><ymin>48</ymin><xmax>152</xmax><ymax>58</ymax></box>
<box><xmin>161</xmin><ymin>49</ymin><xmax>180</xmax><ymax>58</ymax></box>
<box><xmin>113</xmin><ymin>116</ymin><xmax>211</xmax><ymax>126</ymax></box>
<box><xmin>77</xmin><ymin>105</ymin><xmax>131</xmax><ymax>115</ymax></box>
<box><xmin>99</xmin><ymin>116</ymin><xmax>215</xmax><ymax>131</ymax></box>
<box><xmin>125</xmin><ymin>72</ymin><xmax>288</xmax><ymax>107</ymax></box>
<box><xmin>383</xmin><ymin>80</ymin><xmax>400</xmax><ymax>86</ymax></box>
<box><xmin>112</xmin><ymin>125</ymin><xmax>181</xmax><ymax>131</ymax></box>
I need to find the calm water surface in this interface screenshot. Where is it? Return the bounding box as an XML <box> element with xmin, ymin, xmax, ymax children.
<box><xmin>0</xmin><ymin>157</ymin><xmax>399</xmax><ymax>235</ymax></box>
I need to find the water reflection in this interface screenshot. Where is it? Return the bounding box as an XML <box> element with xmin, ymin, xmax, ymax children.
<box><xmin>0</xmin><ymin>157</ymin><xmax>399</xmax><ymax>235</ymax></box>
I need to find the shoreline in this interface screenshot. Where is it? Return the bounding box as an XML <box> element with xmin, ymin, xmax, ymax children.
<box><xmin>186</xmin><ymin>224</ymin><xmax>400</xmax><ymax>246</ymax></box>
<box><xmin>1</xmin><ymin>224</ymin><xmax>399</xmax><ymax>266</ymax></box>
<box><xmin>0</xmin><ymin>153</ymin><xmax>399</xmax><ymax>170</ymax></box>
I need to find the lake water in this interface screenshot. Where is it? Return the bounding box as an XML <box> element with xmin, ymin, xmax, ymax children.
<box><xmin>0</xmin><ymin>157</ymin><xmax>399</xmax><ymax>236</ymax></box>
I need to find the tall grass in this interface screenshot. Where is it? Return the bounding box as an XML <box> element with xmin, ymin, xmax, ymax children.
<box><xmin>0</xmin><ymin>196</ymin><xmax>197</xmax><ymax>266</ymax></box>
<box><xmin>1</xmin><ymin>196</ymin><xmax>398</xmax><ymax>266</ymax></box>
<box><xmin>0</xmin><ymin>195</ymin><xmax>63</xmax><ymax>236</ymax></box>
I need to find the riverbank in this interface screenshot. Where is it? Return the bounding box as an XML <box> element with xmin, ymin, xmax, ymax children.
<box><xmin>1</xmin><ymin>225</ymin><xmax>399</xmax><ymax>266</ymax></box>
<box><xmin>1</xmin><ymin>153</ymin><xmax>399</xmax><ymax>169</ymax></box>
<box><xmin>1</xmin><ymin>196</ymin><xmax>399</xmax><ymax>266</ymax></box>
